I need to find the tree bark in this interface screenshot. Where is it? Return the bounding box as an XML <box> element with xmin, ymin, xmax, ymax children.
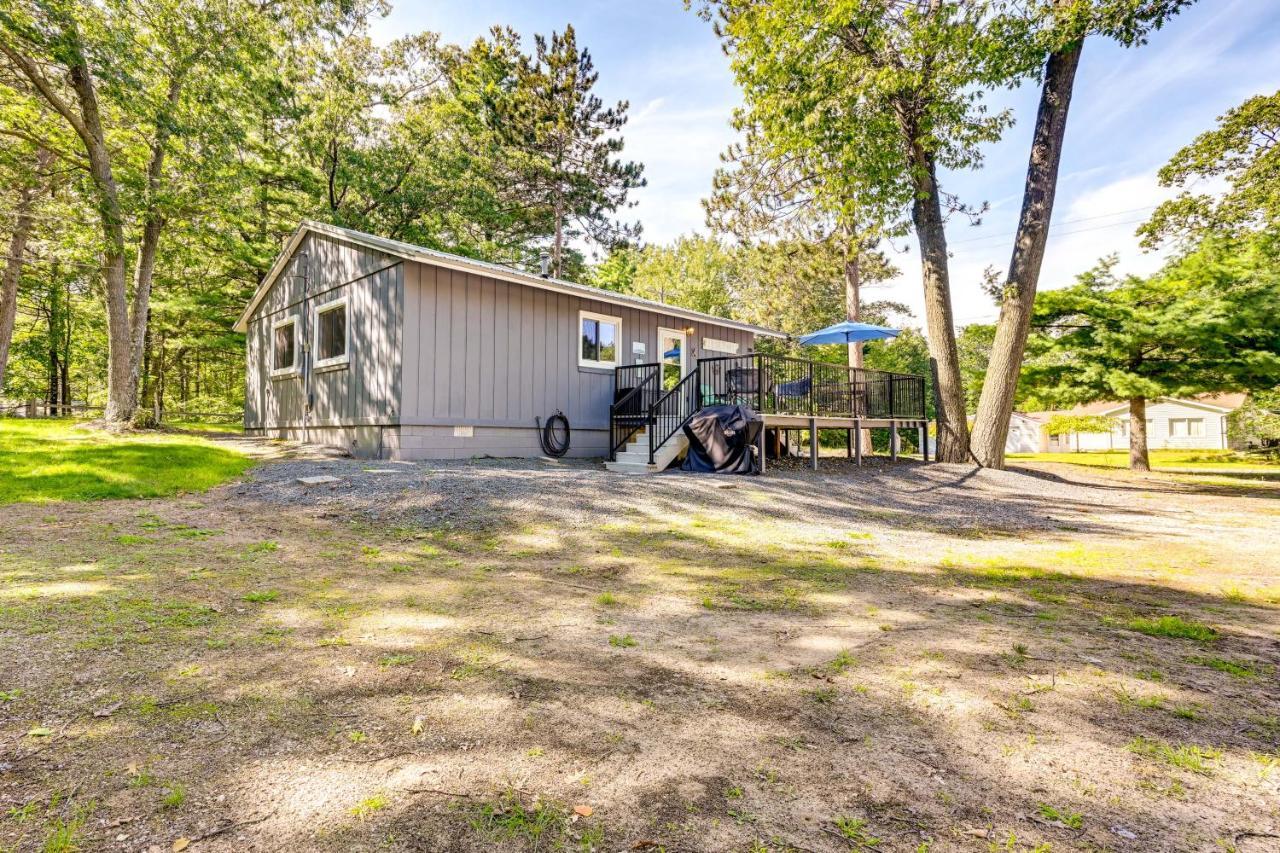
<box><xmin>125</xmin><ymin>74</ymin><xmax>183</xmax><ymax>416</ymax></box>
<box><xmin>970</xmin><ymin>39</ymin><xmax>1083</xmax><ymax>468</ymax></box>
<box><xmin>1129</xmin><ymin>397</ymin><xmax>1150</xmax><ymax>471</ymax></box>
<box><xmin>844</xmin><ymin>252</ymin><xmax>863</xmax><ymax>370</ymax></box>
<box><xmin>908</xmin><ymin>147</ymin><xmax>970</xmax><ymax>463</ymax></box>
<box><xmin>0</xmin><ymin>159</ymin><xmax>43</xmax><ymax>393</ymax></box>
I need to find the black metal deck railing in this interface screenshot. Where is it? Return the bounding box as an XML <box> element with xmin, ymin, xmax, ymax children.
<box><xmin>610</xmin><ymin>352</ymin><xmax>927</xmax><ymax>466</ymax></box>
<box><xmin>697</xmin><ymin>353</ymin><xmax>926</xmax><ymax>421</ymax></box>
<box><xmin>647</xmin><ymin>367</ymin><xmax>701</xmax><ymax>465</ymax></box>
<box><xmin>608</xmin><ymin>362</ymin><xmax>661</xmax><ymax>460</ymax></box>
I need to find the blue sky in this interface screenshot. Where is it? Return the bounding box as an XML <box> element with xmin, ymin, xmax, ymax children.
<box><xmin>372</xmin><ymin>1</ymin><xmax>1280</xmax><ymax>327</ymax></box>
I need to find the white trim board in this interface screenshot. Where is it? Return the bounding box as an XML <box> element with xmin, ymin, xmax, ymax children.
<box><xmin>235</xmin><ymin>220</ymin><xmax>786</xmax><ymax>339</ymax></box>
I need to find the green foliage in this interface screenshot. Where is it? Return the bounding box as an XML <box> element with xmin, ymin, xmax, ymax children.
<box><xmin>1043</xmin><ymin>414</ymin><xmax>1118</xmax><ymax>439</ymax></box>
<box><xmin>1228</xmin><ymin>390</ymin><xmax>1280</xmax><ymax>445</ymax></box>
<box><xmin>1143</xmin><ymin>90</ymin><xmax>1280</xmax><ymax>246</ymax></box>
<box><xmin>0</xmin><ymin>419</ymin><xmax>251</xmax><ymax>503</ymax></box>
<box><xmin>1122</xmin><ymin>615</ymin><xmax>1217</xmax><ymax>642</ymax></box>
<box><xmin>1023</xmin><ymin>238</ymin><xmax>1280</xmax><ymax>462</ymax></box>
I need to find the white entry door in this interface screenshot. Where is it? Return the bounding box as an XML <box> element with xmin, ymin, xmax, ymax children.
<box><xmin>657</xmin><ymin>327</ymin><xmax>687</xmax><ymax>390</ymax></box>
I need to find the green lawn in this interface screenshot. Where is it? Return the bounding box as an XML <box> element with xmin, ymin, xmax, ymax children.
<box><xmin>1008</xmin><ymin>449</ymin><xmax>1280</xmax><ymax>472</ymax></box>
<box><xmin>0</xmin><ymin>419</ymin><xmax>253</xmax><ymax>503</ymax></box>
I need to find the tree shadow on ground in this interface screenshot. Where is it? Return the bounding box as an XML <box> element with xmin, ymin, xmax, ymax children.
<box><xmin>2</xmin><ymin>464</ymin><xmax>1278</xmax><ymax>852</ymax></box>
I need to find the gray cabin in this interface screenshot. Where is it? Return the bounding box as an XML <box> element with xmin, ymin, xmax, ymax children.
<box><xmin>235</xmin><ymin>220</ymin><xmax>784</xmax><ymax>460</ymax></box>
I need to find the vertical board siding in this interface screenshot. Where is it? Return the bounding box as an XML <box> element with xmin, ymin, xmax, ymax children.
<box><xmin>399</xmin><ymin>259</ymin><xmax>756</xmax><ymax>430</ymax></box>
<box><xmin>243</xmin><ymin>232</ymin><xmax>402</xmax><ymax>429</ymax></box>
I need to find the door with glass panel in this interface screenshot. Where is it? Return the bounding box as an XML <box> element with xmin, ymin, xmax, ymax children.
<box><xmin>658</xmin><ymin>327</ymin><xmax>686</xmax><ymax>390</ymax></box>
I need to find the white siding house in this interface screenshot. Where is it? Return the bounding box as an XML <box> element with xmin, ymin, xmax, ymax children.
<box><xmin>1006</xmin><ymin>395</ymin><xmax>1246</xmax><ymax>454</ymax></box>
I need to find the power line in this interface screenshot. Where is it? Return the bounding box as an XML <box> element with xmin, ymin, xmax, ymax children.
<box><xmin>947</xmin><ymin>204</ymin><xmax>1158</xmax><ymax>248</ymax></box>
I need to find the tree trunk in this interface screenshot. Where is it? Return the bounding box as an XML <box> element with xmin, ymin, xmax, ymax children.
<box><xmin>908</xmin><ymin>149</ymin><xmax>970</xmax><ymax>463</ymax></box>
<box><xmin>844</xmin><ymin>252</ymin><xmax>863</xmax><ymax>370</ymax></box>
<box><xmin>970</xmin><ymin>39</ymin><xmax>1083</xmax><ymax>468</ymax></box>
<box><xmin>552</xmin><ymin>197</ymin><xmax>564</xmax><ymax>278</ymax></box>
<box><xmin>125</xmin><ymin>74</ymin><xmax>181</xmax><ymax>416</ymax></box>
<box><xmin>1129</xmin><ymin>397</ymin><xmax>1150</xmax><ymax>471</ymax></box>
<box><xmin>0</xmin><ymin>169</ymin><xmax>41</xmax><ymax>393</ymax></box>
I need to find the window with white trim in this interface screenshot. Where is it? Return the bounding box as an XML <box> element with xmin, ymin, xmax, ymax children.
<box><xmin>579</xmin><ymin>310</ymin><xmax>621</xmax><ymax>369</ymax></box>
<box><xmin>271</xmin><ymin>316</ymin><xmax>298</xmax><ymax>376</ymax></box>
<box><xmin>1169</xmin><ymin>417</ymin><xmax>1204</xmax><ymax>437</ymax></box>
<box><xmin>314</xmin><ymin>297</ymin><xmax>349</xmax><ymax>369</ymax></box>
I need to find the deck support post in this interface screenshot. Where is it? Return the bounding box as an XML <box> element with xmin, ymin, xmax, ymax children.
<box><xmin>890</xmin><ymin>422</ymin><xmax>899</xmax><ymax>461</ymax></box>
<box><xmin>809</xmin><ymin>418</ymin><xmax>818</xmax><ymax>470</ymax></box>
<box><xmin>758</xmin><ymin>423</ymin><xmax>767</xmax><ymax>474</ymax></box>
<box><xmin>854</xmin><ymin>423</ymin><xmax>862</xmax><ymax>466</ymax></box>
<box><xmin>919</xmin><ymin>424</ymin><xmax>928</xmax><ymax>462</ymax></box>
<box><xmin>846</xmin><ymin>429</ymin><xmax>852</xmax><ymax>459</ymax></box>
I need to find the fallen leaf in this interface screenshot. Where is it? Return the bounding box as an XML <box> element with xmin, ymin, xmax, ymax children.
<box><xmin>172</xmin><ymin>839</ymin><xmax>190</xmax><ymax>852</ymax></box>
<box><xmin>573</xmin><ymin>804</ymin><xmax>594</xmax><ymax>817</ymax></box>
<box><xmin>411</xmin><ymin>715</ymin><xmax>425</xmax><ymax>735</ymax></box>
<box><xmin>26</xmin><ymin>727</ymin><xmax>53</xmax><ymax>738</ymax></box>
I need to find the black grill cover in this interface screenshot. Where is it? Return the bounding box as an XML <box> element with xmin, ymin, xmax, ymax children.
<box><xmin>680</xmin><ymin>404</ymin><xmax>762</xmax><ymax>474</ymax></box>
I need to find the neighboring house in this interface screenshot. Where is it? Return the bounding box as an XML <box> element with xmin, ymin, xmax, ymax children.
<box><xmin>234</xmin><ymin>221</ymin><xmax>783</xmax><ymax>459</ymax></box>
<box><xmin>1005</xmin><ymin>394</ymin><xmax>1248</xmax><ymax>454</ymax></box>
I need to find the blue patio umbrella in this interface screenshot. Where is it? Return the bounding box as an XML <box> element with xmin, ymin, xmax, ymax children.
<box><xmin>797</xmin><ymin>320</ymin><xmax>900</xmax><ymax>346</ymax></box>
<box><xmin>663</xmin><ymin>347</ymin><xmax>682</xmax><ymax>359</ymax></box>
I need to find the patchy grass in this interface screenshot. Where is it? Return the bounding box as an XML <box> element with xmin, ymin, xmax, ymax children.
<box><xmin>0</xmin><ymin>455</ymin><xmax>1277</xmax><ymax>851</ymax></box>
<box><xmin>1187</xmin><ymin>655</ymin><xmax>1260</xmax><ymax>679</ymax></box>
<box><xmin>0</xmin><ymin>419</ymin><xmax>251</xmax><ymax>503</ymax></box>
<box><xmin>1120</xmin><ymin>615</ymin><xmax>1218</xmax><ymax>642</ymax></box>
<box><xmin>1127</xmin><ymin>736</ymin><xmax>1223</xmax><ymax>774</ymax></box>
<box><xmin>1009</xmin><ymin>449</ymin><xmax>1280</xmax><ymax>472</ymax></box>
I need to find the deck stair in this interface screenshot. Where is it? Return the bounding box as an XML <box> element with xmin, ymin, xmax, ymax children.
<box><xmin>604</xmin><ymin>426</ymin><xmax>688</xmax><ymax>474</ymax></box>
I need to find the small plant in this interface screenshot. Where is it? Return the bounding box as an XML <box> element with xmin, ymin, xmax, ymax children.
<box><xmin>6</xmin><ymin>801</ymin><xmax>38</xmax><ymax>823</ymax></box>
<box><xmin>379</xmin><ymin>653</ymin><xmax>416</xmax><ymax>667</ymax></box>
<box><xmin>244</xmin><ymin>541</ymin><xmax>278</xmax><ymax>554</ymax></box>
<box><xmin>830</xmin><ymin>650</ymin><xmax>857</xmax><ymax>674</ymax></box>
<box><xmin>1122</xmin><ymin>615</ymin><xmax>1217</xmax><ymax>642</ymax></box>
<box><xmin>347</xmin><ymin>730</ymin><xmax>368</xmax><ymax>744</ymax></box>
<box><xmin>1037</xmin><ymin>802</ymin><xmax>1083</xmax><ymax>829</ymax></box>
<box><xmin>725</xmin><ymin>784</ymin><xmax>744</xmax><ymax>799</ymax></box>
<box><xmin>1188</xmin><ymin>655</ymin><xmax>1258</xmax><ymax>679</ymax></box>
<box><xmin>595</xmin><ymin>592</ymin><xmax>618</xmax><ymax>606</ymax></box>
<box><xmin>242</xmin><ymin>589</ymin><xmax>280</xmax><ymax>603</ymax></box>
<box><xmin>351</xmin><ymin>792</ymin><xmax>389</xmax><ymax>820</ymax></box>
<box><xmin>808</xmin><ymin>686</ymin><xmax>838</xmax><ymax>704</ymax></box>
<box><xmin>0</xmin><ymin>689</ymin><xmax>21</xmax><ymax>702</ymax></box>
<box><xmin>526</xmin><ymin>746</ymin><xmax>544</xmax><ymax>758</ymax></box>
<box><xmin>834</xmin><ymin>815</ymin><xmax>881</xmax><ymax>847</ymax></box>
<box><xmin>469</xmin><ymin>791</ymin><xmax>568</xmax><ymax>848</ymax></box>
<box><xmin>1127</xmin><ymin>736</ymin><xmax>1222</xmax><ymax>774</ymax></box>
<box><xmin>161</xmin><ymin>784</ymin><xmax>186</xmax><ymax>809</ymax></box>
<box><xmin>608</xmin><ymin>634</ymin><xmax>636</xmax><ymax>648</ymax></box>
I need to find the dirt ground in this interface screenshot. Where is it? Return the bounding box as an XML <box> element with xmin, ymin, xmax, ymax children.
<box><xmin>1</xmin><ymin>450</ymin><xmax>1278</xmax><ymax>853</ymax></box>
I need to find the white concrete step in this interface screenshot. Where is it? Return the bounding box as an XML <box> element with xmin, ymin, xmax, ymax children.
<box><xmin>606</xmin><ymin>433</ymin><xmax>688</xmax><ymax>474</ymax></box>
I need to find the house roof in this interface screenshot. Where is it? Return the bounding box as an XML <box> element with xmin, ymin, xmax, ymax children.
<box><xmin>1018</xmin><ymin>393</ymin><xmax>1247</xmax><ymax>422</ymax></box>
<box><xmin>233</xmin><ymin>220</ymin><xmax>786</xmax><ymax>338</ymax></box>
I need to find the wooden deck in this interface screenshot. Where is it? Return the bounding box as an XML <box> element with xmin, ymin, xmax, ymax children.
<box><xmin>758</xmin><ymin>413</ymin><xmax>930</xmax><ymax>472</ymax></box>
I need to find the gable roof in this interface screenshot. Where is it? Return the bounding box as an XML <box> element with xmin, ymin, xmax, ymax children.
<box><xmin>233</xmin><ymin>220</ymin><xmax>786</xmax><ymax>338</ymax></box>
<box><xmin>1018</xmin><ymin>394</ymin><xmax>1247</xmax><ymax>422</ymax></box>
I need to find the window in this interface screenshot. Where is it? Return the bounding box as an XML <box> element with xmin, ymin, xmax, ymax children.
<box><xmin>1169</xmin><ymin>417</ymin><xmax>1204</xmax><ymax>437</ymax></box>
<box><xmin>271</xmin><ymin>316</ymin><xmax>298</xmax><ymax>376</ymax></box>
<box><xmin>314</xmin><ymin>298</ymin><xmax>348</xmax><ymax>369</ymax></box>
<box><xmin>702</xmin><ymin>337</ymin><xmax>740</xmax><ymax>356</ymax></box>
<box><xmin>579</xmin><ymin>310</ymin><xmax>620</xmax><ymax>369</ymax></box>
